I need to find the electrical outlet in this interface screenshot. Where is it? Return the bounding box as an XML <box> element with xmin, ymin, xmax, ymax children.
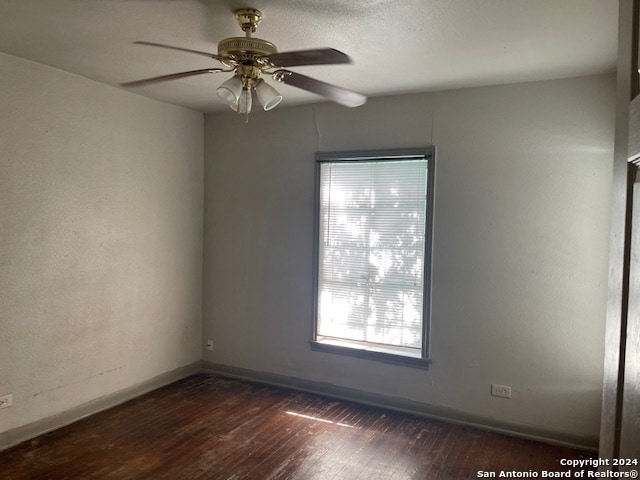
<box><xmin>206</xmin><ymin>339</ymin><xmax>214</xmax><ymax>351</ymax></box>
<box><xmin>0</xmin><ymin>394</ymin><xmax>13</xmax><ymax>409</ymax></box>
<box><xmin>491</xmin><ymin>384</ymin><xmax>512</xmax><ymax>399</ymax></box>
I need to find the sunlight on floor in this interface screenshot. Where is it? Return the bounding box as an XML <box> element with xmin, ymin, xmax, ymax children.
<box><xmin>285</xmin><ymin>411</ymin><xmax>354</xmax><ymax>428</ymax></box>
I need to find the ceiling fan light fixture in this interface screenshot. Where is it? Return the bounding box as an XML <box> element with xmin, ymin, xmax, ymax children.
<box><xmin>255</xmin><ymin>79</ymin><xmax>283</xmax><ymax>111</ymax></box>
<box><xmin>124</xmin><ymin>8</ymin><xmax>367</xmax><ymax>123</ymax></box>
<box><xmin>217</xmin><ymin>75</ymin><xmax>243</xmax><ymax>106</ymax></box>
<box><xmin>237</xmin><ymin>87</ymin><xmax>252</xmax><ymax>114</ymax></box>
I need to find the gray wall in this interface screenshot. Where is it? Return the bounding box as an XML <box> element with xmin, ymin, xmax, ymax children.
<box><xmin>0</xmin><ymin>58</ymin><xmax>614</xmax><ymax>447</ymax></box>
<box><xmin>0</xmin><ymin>53</ymin><xmax>204</xmax><ymax>435</ymax></box>
<box><xmin>203</xmin><ymin>74</ymin><xmax>615</xmax><ymax>444</ymax></box>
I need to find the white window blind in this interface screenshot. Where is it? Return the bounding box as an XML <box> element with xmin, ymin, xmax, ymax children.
<box><xmin>315</xmin><ymin>154</ymin><xmax>430</xmax><ymax>359</ymax></box>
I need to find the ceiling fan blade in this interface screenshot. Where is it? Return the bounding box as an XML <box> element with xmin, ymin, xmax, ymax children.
<box><xmin>275</xmin><ymin>70</ymin><xmax>366</xmax><ymax>107</ymax></box>
<box><xmin>265</xmin><ymin>48</ymin><xmax>352</xmax><ymax>67</ymax></box>
<box><xmin>133</xmin><ymin>41</ymin><xmax>225</xmax><ymax>62</ymax></box>
<box><xmin>121</xmin><ymin>68</ymin><xmax>224</xmax><ymax>87</ymax></box>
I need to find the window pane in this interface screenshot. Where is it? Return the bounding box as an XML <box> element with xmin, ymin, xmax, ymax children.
<box><xmin>316</xmin><ymin>157</ymin><xmax>429</xmax><ymax>355</ymax></box>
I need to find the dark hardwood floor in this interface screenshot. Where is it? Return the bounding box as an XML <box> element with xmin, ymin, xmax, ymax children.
<box><xmin>0</xmin><ymin>373</ymin><xmax>595</xmax><ymax>479</ymax></box>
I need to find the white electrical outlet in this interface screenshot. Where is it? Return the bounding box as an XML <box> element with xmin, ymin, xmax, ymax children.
<box><xmin>491</xmin><ymin>384</ymin><xmax>512</xmax><ymax>399</ymax></box>
<box><xmin>0</xmin><ymin>393</ymin><xmax>13</xmax><ymax>409</ymax></box>
<box><xmin>206</xmin><ymin>339</ymin><xmax>214</xmax><ymax>351</ymax></box>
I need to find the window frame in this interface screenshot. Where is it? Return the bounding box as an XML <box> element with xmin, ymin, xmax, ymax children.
<box><xmin>311</xmin><ymin>147</ymin><xmax>435</xmax><ymax>369</ymax></box>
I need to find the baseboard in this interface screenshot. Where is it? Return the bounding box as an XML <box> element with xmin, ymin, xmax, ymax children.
<box><xmin>0</xmin><ymin>361</ymin><xmax>202</xmax><ymax>452</ymax></box>
<box><xmin>1</xmin><ymin>361</ymin><xmax>599</xmax><ymax>453</ymax></box>
<box><xmin>201</xmin><ymin>361</ymin><xmax>599</xmax><ymax>452</ymax></box>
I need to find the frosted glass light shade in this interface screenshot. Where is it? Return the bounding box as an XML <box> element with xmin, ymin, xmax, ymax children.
<box><xmin>255</xmin><ymin>79</ymin><xmax>283</xmax><ymax>111</ymax></box>
<box><xmin>217</xmin><ymin>76</ymin><xmax>243</xmax><ymax>106</ymax></box>
<box><xmin>236</xmin><ymin>88</ymin><xmax>252</xmax><ymax>114</ymax></box>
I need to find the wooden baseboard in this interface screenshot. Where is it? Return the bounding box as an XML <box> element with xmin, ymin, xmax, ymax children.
<box><xmin>1</xmin><ymin>361</ymin><xmax>598</xmax><ymax>452</ymax></box>
<box><xmin>201</xmin><ymin>361</ymin><xmax>599</xmax><ymax>451</ymax></box>
<box><xmin>0</xmin><ymin>362</ymin><xmax>202</xmax><ymax>452</ymax></box>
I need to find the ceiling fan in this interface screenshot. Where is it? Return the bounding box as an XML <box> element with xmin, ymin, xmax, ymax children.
<box><xmin>122</xmin><ymin>8</ymin><xmax>367</xmax><ymax>121</ymax></box>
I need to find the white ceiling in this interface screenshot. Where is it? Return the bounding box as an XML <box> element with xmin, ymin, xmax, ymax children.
<box><xmin>0</xmin><ymin>0</ymin><xmax>618</xmax><ymax>113</ymax></box>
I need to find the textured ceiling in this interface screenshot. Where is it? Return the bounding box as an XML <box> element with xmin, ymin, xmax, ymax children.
<box><xmin>0</xmin><ymin>0</ymin><xmax>618</xmax><ymax>113</ymax></box>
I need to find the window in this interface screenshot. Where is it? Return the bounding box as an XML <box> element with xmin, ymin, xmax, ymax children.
<box><xmin>312</xmin><ymin>148</ymin><xmax>434</xmax><ymax>368</ymax></box>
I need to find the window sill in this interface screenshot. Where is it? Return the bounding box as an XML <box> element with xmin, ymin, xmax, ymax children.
<box><xmin>310</xmin><ymin>341</ymin><xmax>431</xmax><ymax>369</ymax></box>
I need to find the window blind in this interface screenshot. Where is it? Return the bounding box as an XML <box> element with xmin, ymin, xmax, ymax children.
<box><xmin>316</xmin><ymin>157</ymin><xmax>429</xmax><ymax>355</ymax></box>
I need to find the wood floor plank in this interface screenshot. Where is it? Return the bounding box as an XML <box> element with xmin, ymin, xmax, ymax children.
<box><xmin>0</xmin><ymin>373</ymin><xmax>596</xmax><ymax>479</ymax></box>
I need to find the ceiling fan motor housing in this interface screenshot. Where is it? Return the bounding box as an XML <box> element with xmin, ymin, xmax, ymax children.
<box><xmin>217</xmin><ymin>37</ymin><xmax>277</xmax><ymax>60</ymax></box>
<box><xmin>218</xmin><ymin>9</ymin><xmax>277</xmax><ymax>70</ymax></box>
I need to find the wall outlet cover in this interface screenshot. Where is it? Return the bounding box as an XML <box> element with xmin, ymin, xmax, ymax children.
<box><xmin>0</xmin><ymin>393</ymin><xmax>13</xmax><ymax>409</ymax></box>
<box><xmin>491</xmin><ymin>384</ymin><xmax>512</xmax><ymax>399</ymax></box>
